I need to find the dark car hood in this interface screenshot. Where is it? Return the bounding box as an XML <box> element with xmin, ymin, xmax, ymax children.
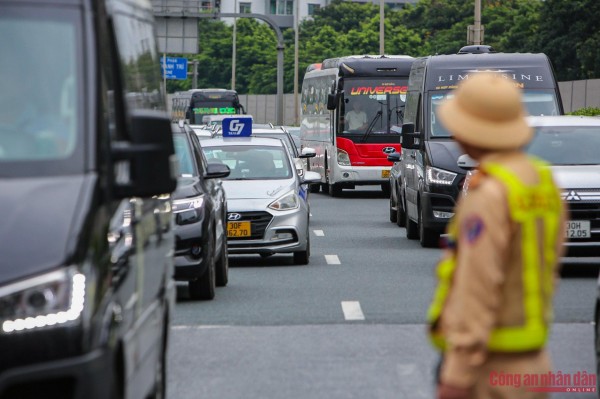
<box><xmin>0</xmin><ymin>175</ymin><xmax>91</xmax><ymax>283</ymax></box>
<box><xmin>173</xmin><ymin>176</ymin><xmax>204</xmax><ymax>199</ymax></box>
<box><xmin>426</xmin><ymin>140</ymin><xmax>466</xmax><ymax>174</ymax></box>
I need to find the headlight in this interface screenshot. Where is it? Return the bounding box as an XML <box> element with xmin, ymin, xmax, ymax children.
<box><xmin>173</xmin><ymin>196</ymin><xmax>204</xmax><ymax>212</ymax></box>
<box><xmin>426</xmin><ymin>166</ymin><xmax>456</xmax><ymax>186</ymax></box>
<box><xmin>173</xmin><ymin>195</ymin><xmax>205</xmax><ymax>224</ymax></box>
<box><xmin>337</xmin><ymin>149</ymin><xmax>350</xmax><ymax>166</ymax></box>
<box><xmin>268</xmin><ymin>191</ymin><xmax>299</xmax><ymax>211</ymax></box>
<box><xmin>1</xmin><ymin>267</ymin><xmax>86</xmax><ymax>334</ymax></box>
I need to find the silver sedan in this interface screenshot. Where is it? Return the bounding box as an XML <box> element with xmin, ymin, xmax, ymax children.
<box><xmin>199</xmin><ymin>136</ymin><xmax>321</xmax><ymax>264</ymax></box>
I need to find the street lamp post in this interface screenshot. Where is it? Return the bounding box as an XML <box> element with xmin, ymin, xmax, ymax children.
<box><xmin>232</xmin><ymin>0</ymin><xmax>237</xmax><ymax>90</ymax></box>
<box><xmin>379</xmin><ymin>0</ymin><xmax>384</xmax><ymax>54</ymax></box>
<box><xmin>294</xmin><ymin>0</ymin><xmax>299</xmax><ymax>126</ymax></box>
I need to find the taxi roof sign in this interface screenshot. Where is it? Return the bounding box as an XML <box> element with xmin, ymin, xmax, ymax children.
<box><xmin>222</xmin><ymin>116</ymin><xmax>253</xmax><ymax>137</ymax></box>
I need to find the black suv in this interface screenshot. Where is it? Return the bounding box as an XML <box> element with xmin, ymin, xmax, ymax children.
<box><xmin>172</xmin><ymin>122</ymin><xmax>231</xmax><ymax>300</ymax></box>
<box><xmin>0</xmin><ymin>1</ymin><xmax>177</xmax><ymax>398</ymax></box>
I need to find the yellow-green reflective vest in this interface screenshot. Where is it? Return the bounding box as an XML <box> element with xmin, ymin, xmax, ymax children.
<box><xmin>428</xmin><ymin>157</ymin><xmax>562</xmax><ymax>352</ymax></box>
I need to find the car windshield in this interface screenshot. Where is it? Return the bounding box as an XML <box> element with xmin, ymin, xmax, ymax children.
<box><xmin>202</xmin><ymin>145</ymin><xmax>292</xmax><ymax>180</ymax></box>
<box><xmin>430</xmin><ymin>89</ymin><xmax>560</xmax><ymax>138</ymax></box>
<box><xmin>173</xmin><ymin>134</ymin><xmax>196</xmax><ymax>176</ymax></box>
<box><xmin>0</xmin><ymin>7</ymin><xmax>83</xmax><ymax>176</ymax></box>
<box><xmin>526</xmin><ymin>125</ymin><xmax>600</xmax><ymax>165</ymax></box>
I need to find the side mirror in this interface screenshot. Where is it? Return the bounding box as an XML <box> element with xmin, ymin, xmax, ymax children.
<box><xmin>205</xmin><ymin>162</ymin><xmax>231</xmax><ymax>179</ymax></box>
<box><xmin>327</xmin><ymin>93</ymin><xmax>337</xmax><ymax>110</ymax></box>
<box><xmin>400</xmin><ymin>123</ymin><xmax>421</xmax><ymax>150</ymax></box>
<box><xmin>302</xmin><ymin>171</ymin><xmax>321</xmax><ymax>185</ymax></box>
<box><xmin>457</xmin><ymin>154</ymin><xmax>478</xmax><ymax>170</ymax></box>
<box><xmin>300</xmin><ymin>147</ymin><xmax>316</xmax><ymax>158</ymax></box>
<box><xmin>387</xmin><ymin>151</ymin><xmax>401</xmax><ymax>163</ymax></box>
<box><xmin>112</xmin><ymin>110</ymin><xmax>178</xmax><ymax>198</ymax></box>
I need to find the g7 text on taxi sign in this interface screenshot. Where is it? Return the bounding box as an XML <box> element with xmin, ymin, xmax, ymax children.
<box><xmin>222</xmin><ymin>116</ymin><xmax>253</xmax><ymax>137</ymax></box>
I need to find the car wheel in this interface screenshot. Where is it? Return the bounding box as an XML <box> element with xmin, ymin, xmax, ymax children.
<box><xmin>309</xmin><ymin>183</ymin><xmax>320</xmax><ymax>193</ymax></box>
<box><xmin>328</xmin><ymin>182</ymin><xmax>342</xmax><ymax>197</ymax></box>
<box><xmin>405</xmin><ymin>205</ymin><xmax>419</xmax><ymax>240</ymax></box>
<box><xmin>293</xmin><ymin>230</ymin><xmax>310</xmax><ymax>265</ymax></box>
<box><xmin>215</xmin><ymin>236</ymin><xmax>229</xmax><ymax>287</ymax></box>
<box><xmin>419</xmin><ymin>205</ymin><xmax>440</xmax><ymax>248</ymax></box>
<box><xmin>189</xmin><ymin>238</ymin><xmax>216</xmax><ymax>300</ymax></box>
<box><xmin>381</xmin><ymin>183</ymin><xmax>391</xmax><ymax>197</ymax></box>
<box><xmin>396</xmin><ymin>189</ymin><xmax>406</xmax><ymax>228</ymax></box>
<box><xmin>389</xmin><ymin>190</ymin><xmax>398</xmax><ymax>223</ymax></box>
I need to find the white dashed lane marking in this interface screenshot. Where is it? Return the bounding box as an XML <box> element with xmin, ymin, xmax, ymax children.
<box><xmin>313</xmin><ymin>230</ymin><xmax>324</xmax><ymax>236</ymax></box>
<box><xmin>325</xmin><ymin>255</ymin><xmax>340</xmax><ymax>264</ymax></box>
<box><xmin>341</xmin><ymin>301</ymin><xmax>365</xmax><ymax>321</ymax></box>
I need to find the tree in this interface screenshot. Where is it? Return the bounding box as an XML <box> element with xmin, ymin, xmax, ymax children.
<box><xmin>537</xmin><ymin>0</ymin><xmax>600</xmax><ymax>80</ymax></box>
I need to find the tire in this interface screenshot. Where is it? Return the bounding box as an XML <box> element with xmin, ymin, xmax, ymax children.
<box><xmin>396</xmin><ymin>190</ymin><xmax>406</xmax><ymax>228</ymax></box>
<box><xmin>405</xmin><ymin>206</ymin><xmax>419</xmax><ymax>240</ymax></box>
<box><xmin>309</xmin><ymin>183</ymin><xmax>320</xmax><ymax>193</ymax></box>
<box><xmin>293</xmin><ymin>230</ymin><xmax>310</xmax><ymax>265</ymax></box>
<box><xmin>215</xmin><ymin>236</ymin><xmax>229</xmax><ymax>287</ymax></box>
<box><xmin>328</xmin><ymin>182</ymin><xmax>342</xmax><ymax>197</ymax></box>
<box><xmin>189</xmin><ymin>238</ymin><xmax>216</xmax><ymax>300</ymax></box>
<box><xmin>381</xmin><ymin>183</ymin><xmax>391</xmax><ymax>197</ymax></box>
<box><xmin>419</xmin><ymin>205</ymin><xmax>440</xmax><ymax>248</ymax></box>
<box><xmin>389</xmin><ymin>190</ymin><xmax>397</xmax><ymax>223</ymax></box>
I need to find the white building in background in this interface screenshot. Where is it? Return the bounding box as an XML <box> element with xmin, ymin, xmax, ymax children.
<box><xmin>152</xmin><ymin>0</ymin><xmax>416</xmax><ymax>29</ymax></box>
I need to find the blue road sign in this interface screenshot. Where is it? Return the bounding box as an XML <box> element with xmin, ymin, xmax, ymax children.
<box><xmin>160</xmin><ymin>57</ymin><xmax>188</xmax><ymax>80</ymax></box>
<box><xmin>222</xmin><ymin>117</ymin><xmax>253</xmax><ymax>137</ymax></box>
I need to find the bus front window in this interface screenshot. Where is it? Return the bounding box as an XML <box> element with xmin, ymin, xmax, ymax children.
<box><xmin>340</xmin><ymin>78</ymin><xmax>408</xmax><ymax>137</ymax></box>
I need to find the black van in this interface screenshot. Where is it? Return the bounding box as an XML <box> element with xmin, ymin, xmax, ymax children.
<box><xmin>0</xmin><ymin>1</ymin><xmax>177</xmax><ymax>398</ymax></box>
<box><xmin>398</xmin><ymin>48</ymin><xmax>563</xmax><ymax>248</ymax></box>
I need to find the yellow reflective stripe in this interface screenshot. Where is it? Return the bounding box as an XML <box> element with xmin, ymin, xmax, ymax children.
<box><xmin>428</xmin><ymin>158</ymin><xmax>560</xmax><ymax>352</ymax></box>
<box><xmin>427</xmin><ymin>257</ymin><xmax>455</xmax><ymax>324</ymax></box>
<box><xmin>488</xmin><ymin>321</ymin><xmax>547</xmax><ymax>352</ymax></box>
<box><xmin>483</xmin><ymin>160</ymin><xmax>555</xmax><ymax>351</ymax></box>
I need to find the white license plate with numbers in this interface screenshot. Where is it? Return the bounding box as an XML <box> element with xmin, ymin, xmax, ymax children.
<box><xmin>565</xmin><ymin>221</ymin><xmax>591</xmax><ymax>239</ymax></box>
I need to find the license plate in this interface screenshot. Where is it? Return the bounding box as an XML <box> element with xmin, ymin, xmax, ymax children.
<box><xmin>227</xmin><ymin>221</ymin><xmax>251</xmax><ymax>237</ymax></box>
<box><xmin>565</xmin><ymin>221</ymin><xmax>590</xmax><ymax>239</ymax></box>
<box><xmin>381</xmin><ymin>170</ymin><xmax>390</xmax><ymax>178</ymax></box>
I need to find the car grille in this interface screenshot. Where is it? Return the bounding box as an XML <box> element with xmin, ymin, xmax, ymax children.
<box><xmin>562</xmin><ymin>189</ymin><xmax>600</xmax><ymax>243</ymax></box>
<box><xmin>228</xmin><ymin>211</ymin><xmax>273</xmax><ymax>240</ymax></box>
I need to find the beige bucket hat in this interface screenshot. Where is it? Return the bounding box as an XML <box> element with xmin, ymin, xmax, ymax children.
<box><xmin>437</xmin><ymin>72</ymin><xmax>533</xmax><ymax>150</ymax></box>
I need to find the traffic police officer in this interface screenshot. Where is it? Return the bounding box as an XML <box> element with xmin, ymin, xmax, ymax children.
<box><xmin>427</xmin><ymin>73</ymin><xmax>566</xmax><ymax>399</ymax></box>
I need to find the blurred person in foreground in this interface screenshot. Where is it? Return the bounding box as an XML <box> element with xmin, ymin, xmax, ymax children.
<box><xmin>427</xmin><ymin>73</ymin><xmax>566</xmax><ymax>399</ymax></box>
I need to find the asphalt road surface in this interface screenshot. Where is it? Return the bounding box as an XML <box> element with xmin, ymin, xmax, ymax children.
<box><xmin>167</xmin><ymin>186</ymin><xmax>599</xmax><ymax>399</ymax></box>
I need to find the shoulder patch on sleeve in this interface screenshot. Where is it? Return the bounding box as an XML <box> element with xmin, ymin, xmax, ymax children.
<box><xmin>462</xmin><ymin>215</ymin><xmax>485</xmax><ymax>244</ymax></box>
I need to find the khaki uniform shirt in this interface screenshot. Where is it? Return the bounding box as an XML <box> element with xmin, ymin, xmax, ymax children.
<box><xmin>436</xmin><ymin>151</ymin><xmax>566</xmax><ymax>397</ymax></box>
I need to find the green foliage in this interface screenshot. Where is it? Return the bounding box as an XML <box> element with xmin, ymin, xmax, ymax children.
<box><xmin>568</xmin><ymin>107</ymin><xmax>600</xmax><ymax>117</ymax></box>
<box><xmin>165</xmin><ymin>0</ymin><xmax>598</xmax><ymax>94</ymax></box>
<box><xmin>537</xmin><ymin>0</ymin><xmax>600</xmax><ymax>81</ymax></box>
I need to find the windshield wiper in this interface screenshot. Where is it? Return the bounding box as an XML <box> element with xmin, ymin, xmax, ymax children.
<box><xmin>360</xmin><ymin>110</ymin><xmax>382</xmax><ymax>143</ymax></box>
